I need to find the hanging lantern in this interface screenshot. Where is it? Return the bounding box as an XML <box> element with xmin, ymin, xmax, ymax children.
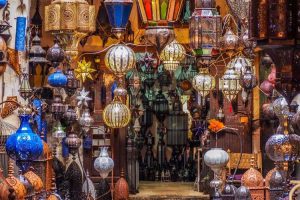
<box><xmin>160</xmin><ymin>40</ymin><xmax>186</xmax><ymax>71</ymax></box>
<box><xmin>94</xmin><ymin>147</ymin><xmax>114</xmax><ymax>179</ymax></box>
<box><xmin>29</xmin><ymin>35</ymin><xmax>48</xmax><ymax>65</ymax></box>
<box><xmin>47</xmin><ymin>68</ymin><xmax>67</xmax><ymax>87</ymax></box>
<box><xmin>65</xmin><ymin>68</ymin><xmax>80</xmax><ymax>97</ymax></box>
<box><xmin>46</xmin><ymin>42</ymin><xmax>65</xmax><ymax>68</ymax></box>
<box><xmin>227</xmin><ymin>56</ymin><xmax>252</xmax><ymax>77</ymax></box>
<box><xmin>64</xmin><ymin>106</ymin><xmax>78</xmax><ymax>124</ymax></box>
<box><xmin>75</xmin><ymin>59</ymin><xmax>96</xmax><ymax>83</ymax></box>
<box><xmin>45</xmin><ymin>0</ymin><xmax>96</xmax><ymax>60</ymax></box>
<box><xmin>272</xmin><ymin>96</ymin><xmax>289</xmax><ymax>121</ymax></box>
<box><xmin>79</xmin><ymin>109</ymin><xmax>94</xmax><ymax>132</ymax></box>
<box><xmin>219</xmin><ymin>28</ymin><xmax>240</xmax><ymax>56</ymax></box>
<box><xmin>5</xmin><ymin>107</ymin><xmax>44</xmax><ymax>172</ymax></box>
<box><xmin>104</xmin><ymin>0</ymin><xmax>133</xmax><ymax>38</ymax></box>
<box><xmin>136</xmin><ymin>0</ymin><xmax>184</xmax><ymax>51</ymax></box>
<box><xmin>153</xmin><ymin>90</ymin><xmax>169</xmax><ymax>122</ymax></box>
<box><xmin>192</xmin><ymin>67</ymin><xmax>215</xmax><ymax>97</ymax></box>
<box><xmin>0</xmin><ymin>0</ymin><xmax>7</xmax><ymax>9</ymax></box>
<box><xmin>219</xmin><ymin>67</ymin><xmax>242</xmax><ymax>102</ymax></box>
<box><xmin>19</xmin><ymin>73</ymin><xmax>33</xmax><ymax>100</ymax></box>
<box><xmin>65</xmin><ymin>131</ymin><xmax>82</xmax><ymax>157</ymax></box>
<box><xmin>50</xmin><ymin>95</ymin><xmax>65</xmax><ymax>119</ymax></box>
<box><xmin>239</xmin><ymin>66</ymin><xmax>257</xmax><ymax>90</ymax></box>
<box><xmin>189</xmin><ymin>0</ymin><xmax>221</xmax><ymax>65</ymax></box>
<box><xmin>103</xmin><ymin>97</ymin><xmax>131</xmax><ymax>128</ymax></box>
<box><xmin>105</xmin><ymin>44</ymin><xmax>136</xmax><ymax>78</ymax></box>
<box><xmin>52</xmin><ymin>121</ymin><xmax>66</xmax><ymax>140</ymax></box>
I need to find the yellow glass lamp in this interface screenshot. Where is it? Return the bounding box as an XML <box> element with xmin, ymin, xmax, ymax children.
<box><xmin>75</xmin><ymin>59</ymin><xmax>96</xmax><ymax>83</ymax></box>
<box><xmin>160</xmin><ymin>40</ymin><xmax>186</xmax><ymax>71</ymax></box>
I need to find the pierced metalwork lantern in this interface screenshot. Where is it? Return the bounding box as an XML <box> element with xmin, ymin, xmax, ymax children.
<box><xmin>29</xmin><ymin>35</ymin><xmax>48</xmax><ymax>64</ymax></box>
<box><xmin>219</xmin><ymin>67</ymin><xmax>242</xmax><ymax>102</ymax></box>
<box><xmin>192</xmin><ymin>67</ymin><xmax>215</xmax><ymax>97</ymax></box>
<box><xmin>136</xmin><ymin>0</ymin><xmax>184</xmax><ymax>51</ymax></box>
<box><xmin>189</xmin><ymin>0</ymin><xmax>221</xmax><ymax>65</ymax></box>
<box><xmin>65</xmin><ymin>131</ymin><xmax>82</xmax><ymax>157</ymax></box>
<box><xmin>46</xmin><ymin>42</ymin><xmax>65</xmax><ymax>68</ymax></box>
<box><xmin>45</xmin><ymin>0</ymin><xmax>96</xmax><ymax>60</ymax></box>
<box><xmin>227</xmin><ymin>56</ymin><xmax>252</xmax><ymax>77</ymax></box>
<box><xmin>50</xmin><ymin>95</ymin><xmax>65</xmax><ymax>119</ymax></box>
<box><xmin>52</xmin><ymin>121</ymin><xmax>66</xmax><ymax>140</ymax></box>
<box><xmin>79</xmin><ymin>109</ymin><xmax>94</xmax><ymax>132</ymax></box>
<box><xmin>219</xmin><ymin>28</ymin><xmax>240</xmax><ymax>56</ymax></box>
<box><xmin>103</xmin><ymin>97</ymin><xmax>131</xmax><ymax>129</ymax></box>
<box><xmin>65</xmin><ymin>69</ymin><xmax>80</xmax><ymax>97</ymax></box>
<box><xmin>19</xmin><ymin>73</ymin><xmax>33</xmax><ymax>100</ymax></box>
<box><xmin>153</xmin><ymin>90</ymin><xmax>169</xmax><ymax>122</ymax></box>
<box><xmin>94</xmin><ymin>147</ymin><xmax>114</xmax><ymax>179</ymax></box>
<box><xmin>160</xmin><ymin>40</ymin><xmax>186</xmax><ymax>71</ymax></box>
<box><xmin>104</xmin><ymin>0</ymin><xmax>133</xmax><ymax>38</ymax></box>
<box><xmin>105</xmin><ymin>44</ymin><xmax>136</xmax><ymax>78</ymax></box>
<box><xmin>239</xmin><ymin>66</ymin><xmax>257</xmax><ymax>91</ymax></box>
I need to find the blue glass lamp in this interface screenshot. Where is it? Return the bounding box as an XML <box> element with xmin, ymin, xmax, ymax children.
<box><xmin>0</xmin><ymin>0</ymin><xmax>7</xmax><ymax>9</ymax></box>
<box><xmin>15</xmin><ymin>17</ymin><xmax>27</xmax><ymax>51</ymax></box>
<box><xmin>48</xmin><ymin>69</ymin><xmax>67</xmax><ymax>87</ymax></box>
<box><xmin>6</xmin><ymin>107</ymin><xmax>43</xmax><ymax>172</ymax></box>
<box><xmin>104</xmin><ymin>0</ymin><xmax>133</xmax><ymax>38</ymax></box>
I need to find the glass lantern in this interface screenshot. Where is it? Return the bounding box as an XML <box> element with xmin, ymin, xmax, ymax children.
<box><xmin>219</xmin><ymin>67</ymin><xmax>242</xmax><ymax>102</ymax></box>
<box><xmin>160</xmin><ymin>40</ymin><xmax>186</xmax><ymax>71</ymax></box>
<box><xmin>192</xmin><ymin>67</ymin><xmax>215</xmax><ymax>97</ymax></box>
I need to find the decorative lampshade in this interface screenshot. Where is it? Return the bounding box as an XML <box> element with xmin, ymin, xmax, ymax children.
<box><xmin>65</xmin><ymin>69</ymin><xmax>80</xmax><ymax>97</ymax></box>
<box><xmin>103</xmin><ymin>97</ymin><xmax>131</xmax><ymax>128</ymax></box>
<box><xmin>160</xmin><ymin>40</ymin><xmax>186</xmax><ymax>71</ymax></box>
<box><xmin>104</xmin><ymin>0</ymin><xmax>133</xmax><ymax>38</ymax></box>
<box><xmin>204</xmin><ymin>148</ymin><xmax>229</xmax><ymax>176</ymax></box>
<box><xmin>94</xmin><ymin>147</ymin><xmax>114</xmax><ymax>179</ymax></box>
<box><xmin>46</xmin><ymin>42</ymin><xmax>65</xmax><ymax>68</ymax></box>
<box><xmin>50</xmin><ymin>95</ymin><xmax>65</xmax><ymax>119</ymax></box>
<box><xmin>65</xmin><ymin>131</ymin><xmax>82</xmax><ymax>156</ymax></box>
<box><xmin>219</xmin><ymin>67</ymin><xmax>242</xmax><ymax>102</ymax></box>
<box><xmin>52</xmin><ymin>121</ymin><xmax>66</xmax><ymax>140</ymax></box>
<box><xmin>239</xmin><ymin>66</ymin><xmax>257</xmax><ymax>90</ymax></box>
<box><xmin>29</xmin><ymin>35</ymin><xmax>49</xmax><ymax>64</ymax></box>
<box><xmin>79</xmin><ymin>109</ymin><xmax>94</xmax><ymax>132</ymax></box>
<box><xmin>227</xmin><ymin>56</ymin><xmax>252</xmax><ymax>77</ymax></box>
<box><xmin>19</xmin><ymin>73</ymin><xmax>33</xmax><ymax>100</ymax></box>
<box><xmin>47</xmin><ymin>68</ymin><xmax>67</xmax><ymax>87</ymax></box>
<box><xmin>5</xmin><ymin>107</ymin><xmax>44</xmax><ymax>172</ymax></box>
<box><xmin>45</xmin><ymin>0</ymin><xmax>96</xmax><ymax>59</ymax></box>
<box><xmin>192</xmin><ymin>67</ymin><xmax>215</xmax><ymax>97</ymax></box>
<box><xmin>189</xmin><ymin>0</ymin><xmax>221</xmax><ymax>64</ymax></box>
<box><xmin>105</xmin><ymin>44</ymin><xmax>136</xmax><ymax>78</ymax></box>
<box><xmin>153</xmin><ymin>90</ymin><xmax>169</xmax><ymax>122</ymax></box>
<box><xmin>219</xmin><ymin>28</ymin><xmax>240</xmax><ymax>56</ymax></box>
<box><xmin>136</xmin><ymin>0</ymin><xmax>184</xmax><ymax>51</ymax></box>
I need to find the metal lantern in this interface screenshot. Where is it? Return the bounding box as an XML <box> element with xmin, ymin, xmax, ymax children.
<box><xmin>227</xmin><ymin>56</ymin><xmax>252</xmax><ymax>77</ymax></box>
<box><xmin>104</xmin><ymin>44</ymin><xmax>136</xmax><ymax>78</ymax></box>
<box><xmin>50</xmin><ymin>95</ymin><xmax>65</xmax><ymax>119</ymax></box>
<box><xmin>65</xmin><ymin>68</ymin><xmax>80</xmax><ymax>97</ymax></box>
<box><xmin>219</xmin><ymin>67</ymin><xmax>242</xmax><ymax>102</ymax></box>
<box><xmin>189</xmin><ymin>0</ymin><xmax>221</xmax><ymax>64</ymax></box>
<box><xmin>192</xmin><ymin>67</ymin><xmax>215</xmax><ymax>97</ymax></box>
<box><xmin>79</xmin><ymin>109</ymin><xmax>94</xmax><ymax>132</ymax></box>
<box><xmin>235</xmin><ymin>186</ymin><xmax>251</xmax><ymax>200</ymax></box>
<box><xmin>47</xmin><ymin>68</ymin><xmax>67</xmax><ymax>87</ymax></box>
<box><xmin>219</xmin><ymin>28</ymin><xmax>240</xmax><ymax>56</ymax></box>
<box><xmin>94</xmin><ymin>147</ymin><xmax>114</xmax><ymax>179</ymax></box>
<box><xmin>46</xmin><ymin>42</ymin><xmax>65</xmax><ymax>68</ymax></box>
<box><xmin>239</xmin><ymin>66</ymin><xmax>257</xmax><ymax>90</ymax></box>
<box><xmin>29</xmin><ymin>35</ymin><xmax>48</xmax><ymax>64</ymax></box>
<box><xmin>153</xmin><ymin>90</ymin><xmax>169</xmax><ymax>122</ymax></box>
<box><xmin>136</xmin><ymin>0</ymin><xmax>184</xmax><ymax>51</ymax></box>
<box><xmin>19</xmin><ymin>73</ymin><xmax>32</xmax><ymax>100</ymax></box>
<box><xmin>103</xmin><ymin>97</ymin><xmax>131</xmax><ymax>128</ymax></box>
<box><xmin>65</xmin><ymin>131</ymin><xmax>82</xmax><ymax>157</ymax></box>
<box><xmin>104</xmin><ymin>0</ymin><xmax>133</xmax><ymax>38</ymax></box>
<box><xmin>160</xmin><ymin>40</ymin><xmax>186</xmax><ymax>71</ymax></box>
<box><xmin>45</xmin><ymin>0</ymin><xmax>96</xmax><ymax>60</ymax></box>
<box><xmin>52</xmin><ymin>121</ymin><xmax>66</xmax><ymax>140</ymax></box>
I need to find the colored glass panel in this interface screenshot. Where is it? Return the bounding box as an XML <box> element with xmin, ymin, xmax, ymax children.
<box><xmin>160</xmin><ymin>0</ymin><xmax>168</xmax><ymax>20</ymax></box>
<box><xmin>105</xmin><ymin>3</ymin><xmax>133</xmax><ymax>29</ymax></box>
<box><xmin>143</xmin><ymin>0</ymin><xmax>153</xmax><ymax>20</ymax></box>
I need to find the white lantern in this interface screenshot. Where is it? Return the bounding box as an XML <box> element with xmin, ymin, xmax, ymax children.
<box><xmin>192</xmin><ymin>68</ymin><xmax>215</xmax><ymax>97</ymax></box>
<box><xmin>219</xmin><ymin>67</ymin><xmax>242</xmax><ymax>102</ymax></box>
<box><xmin>160</xmin><ymin>40</ymin><xmax>186</xmax><ymax>71</ymax></box>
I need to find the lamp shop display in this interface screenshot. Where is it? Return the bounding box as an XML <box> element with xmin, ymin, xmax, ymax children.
<box><xmin>1</xmin><ymin>0</ymin><xmax>300</xmax><ymax>199</ymax></box>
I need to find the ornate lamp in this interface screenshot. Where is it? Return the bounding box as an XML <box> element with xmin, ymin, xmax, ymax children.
<box><xmin>29</xmin><ymin>35</ymin><xmax>48</xmax><ymax>64</ymax></box>
<box><xmin>19</xmin><ymin>73</ymin><xmax>33</xmax><ymax>100</ymax></box>
<box><xmin>79</xmin><ymin>109</ymin><xmax>94</xmax><ymax>133</ymax></box>
<box><xmin>45</xmin><ymin>0</ymin><xmax>96</xmax><ymax>60</ymax></box>
<box><xmin>160</xmin><ymin>40</ymin><xmax>186</xmax><ymax>71</ymax></box>
<box><xmin>227</xmin><ymin>56</ymin><xmax>252</xmax><ymax>77</ymax></box>
<box><xmin>189</xmin><ymin>0</ymin><xmax>221</xmax><ymax>65</ymax></box>
<box><xmin>239</xmin><ymin>66</ymin><xmax>257</xmax><ymax>91</ymax></box>
<box><xmin>65</xmin><ymin>69</ymin><xmax>80</xmax><ymax>97</ymax></box>
<box><xmin>219</xmin><ymin>28</ymin><xmax>240</xmax><ymax>57</ymax></box>
<box><xmin>192</xmin><ymin>67</ymin><xmax>215</xmax><ymax>97</ymax></box>
<box><xmin>104</xmin><ymin>0</ymin><xmax>133</xmax><ymax>38</ymax></box>
<box><xmin>153</xmin><ymin>90</ymin><xmax>169</xmax><ymax>123</ymax></box>
<box><xmin>219</xmin><ymin>66</ymin><xmax>242</xmax><ymax>102</ymax></box>
<box><xmin>47</xmin><ymin>68</ymin><xmax>67</xmax><ymax>87</ymax></box>
<box><xmin>94</xmin><ymin>147</ymin><xmax>114</xmax><ymax>179</ymax></box>
<box><xmin>136</xmin><ymin>0</ymin><xmax>184</xmax><ymax>51</ymax></box>
<box><xmin>65</xmin><ymin>131</ymin><xmax>82</xmax><ymax>157</ymax></box>
<box><xmin>103</xmin><ymin>96</ymin><xmax>131</xmax><ymax>129</ymax></box>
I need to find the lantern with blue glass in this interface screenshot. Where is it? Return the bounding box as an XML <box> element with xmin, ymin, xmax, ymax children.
<box><xmin>104</xmin><ymin>0</ymin><xmax>133</xmax><ymax>39</ymax></box>
<box><xmin>0</xmin><ymin>0</ymin><xmax>7</xmax><ymax>9</ymax></box>
<box><xmin>5</xmin><ymin>106</ymin><xmax>44</xmax><ymax>172</ymax></box>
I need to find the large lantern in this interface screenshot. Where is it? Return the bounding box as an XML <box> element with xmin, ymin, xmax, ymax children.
<box><xmin>136</xmin><ymin>0</ymin><xmax>184</xmax><ymax>51</ymax></box>
<box><xmin>45</xmin><ymin>0</ymin><xmax>96</xmax><ymax>60</ymax></box>
<box><xmin>192</xmin><ymin>67</ymin><xmax>215</xmax><ymax>97</ymax></box>
<box><xmin>103</xmin><ymin>97</ymin><xmax>131</xmax><ymax>129</ymax></box>
<box><xmin>104</xmin><ymin>0</ymin><xmax>133</xmax><ymax>38</ymax></box>
<box><xmin>160</xmin><ymin>40</ymin><xmax>186</xmax><ymax>71</ymax></box>
<box><xmin>219</xmin><ymin>66</ymin><xmax>242</xmax><ymax>102</ymax></box>
<box><xmin>189</xmin><ymin>0</ymin><xmax>221</xmax><ymax>65</ymax></box>
<box><xmin>104</xmin><ymin>44</ymin><xmax>136</xmax><ymax>78</ymax></box>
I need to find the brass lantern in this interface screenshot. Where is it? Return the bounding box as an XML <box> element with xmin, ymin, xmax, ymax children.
<box><xmin>45</xmin><ymin>0</ymin><xmax>96</xmax><ymax>60</ymax></box>
<box><xmin>227</xmin><ymin>55</ymin><xmax>252</xmax><ymax>77</ymax></box>
<box><xmin>219</xmin><ymin>66</ymin><xmax>242</xmax><ymax>102</ymax></box>
<box><xmin>160</xmin><ymin>40</ymin><xmax>186</xmax><ymax>71</ymax></box>
<box><xmin>219</xmin><ymin>28</ymin><xmax>240</xmax><ymax>57</ymax></box>
<box><xmin>192</xmin><ymin>67</ymin><xmax>215</xmax><ymax>97</ymax></box>
<box><xmin>136</xmin><ymin>0</ymin><xmax>184</xmax><ymax>51</ymax></box>
<box><xmin>189</xmin><ymin>0</ymin><xmax>221</xmax><ymax>65</ymax></box>
<box><xmin>103</xmin><ymin>96</ymin><xmax>131</xmax><ymax>129</ymax></box>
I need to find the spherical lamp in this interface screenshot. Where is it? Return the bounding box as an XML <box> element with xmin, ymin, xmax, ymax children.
<box><xmin>204</xmin><ymin>148</ymin><xmax>229</xmax><ymax>176</ymax></box>
<box><xmin>94</xmin><ymin>147</ymin><xmax>114</xmax><ymax>179</ymax></box>
<box><xmin>103</xmin><ymin>97</ymin><xmax>131</xmax><ymax>129</ymax></box>
<box><xmin>192</xmin><ymin>68</ymin><xmax>215</xmax><ymax>97</ymax></box>
<box><xmin>220</xmin><ymin>28</ymin><xmax>240</xmax><ymax>56</ymax></box>
<box><xmin>47</xmin><ymin>68</ymin><xmax>67</xmax><ymax>87</ymax></box>
<box><xmin>0</xmin><ymin>0</ymin><xmax>7</xmax><ymax>9</ymax></box>
<box><xmin>160</xmin><ymin>40</ymin><xmax>186</xmax><ymax>71</ymax></box>
<box><xmin>219</xmin><ymin>67</ymin><xmax>242</xmax><ymax>102</ymax></box>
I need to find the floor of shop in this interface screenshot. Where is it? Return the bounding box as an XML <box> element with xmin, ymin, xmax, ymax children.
<box><xmin>129</xmin><ymin>181</ymin><xmax>210</xmax><ymax>200</ymax></box>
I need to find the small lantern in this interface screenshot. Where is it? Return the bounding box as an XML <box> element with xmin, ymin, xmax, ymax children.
<box><xmin>219</xmin><ymin>28</ymin><xmax>240</xmax><ymax>57</ymax></box>
<box><xmin>189</xmin><ymin>0</ymin><xmax>221</xmax><ymax>65</ymax></box>
<box><xmin>160</xmin><ymin>40</ymin><xmax>186</xmax><ymax>71</ymax></box>
<box><xmin>29</xmin><ymin>35</ymin><xmax>48</xmax><ymax>65</ymax></box>
<box><xmin>79</xmin><ymin>109</ymin><xmax>94</xmax><ymax>132</ymax></box>
<box><xmin>94</xmin><ymin>147</ymin><xmax>114</xmax><ymax>179</ymax></box>
<box><xmin>65</xmin><ymin>131</ymin><xmax>82</xmax><ymax>157</ymax></box>
<box><xmin>46</xmin><ymin>42</ymin><xmax>65</xmax><ymax>68</ymax></box>
<box><xmin>219</xmin><ymin>67</ymin><xmax>242</xmax><ymax>102</ymax></box>
<box><xmin>50</xmin><ymin>95</ymin><xmax>65</xmax><ymax>119</ymax></box>
<box><xmin>105</xmin><ymin>44</ymin><xmax>136</xmax><ymax>78</ymax></box>
<box><xmin>19</xmin><ymin>73</ymin><xmax>33</xmax><ymax>100</ymax></box>
<box><xmin>64</xmin><ymin>106</ymin><xmax>78</xmax><ymax>124</ymax></box>
<box><xmin>227</xmin><ymin>56</ymin><xmax>252</xmax><ymax>77</ymax></box>
<box><xmin>104</xmin><ymin>0</ymin><xmax>133</xmax><ymax>38</ymax></box>
<box><xmin>239</xmin><ymin>66</ymin><xmax>257</xmax><ymax>91</ymax></box>
<box><xmin>65</xmin><ymin>69</ymin><xmax>80</xmax><ymax>97</ymax></box>
<box><xmin>52</xmin><ymin>121</ymin><xmax>66</xmax><ymax>140</ymax></box>
<box><xmin>192</xmin><ymin>67</ymin><xmax>215</xmax><ymax>97</ymax></box>
<box><xmin>47</xmin><ymin>68</ymin><xmax>67</xmax><ymax>87</ymax></box>
<box><xmin>153</xmin><ymin>90</ymin><xmax>169</xmax><ymax>122</ymax></box>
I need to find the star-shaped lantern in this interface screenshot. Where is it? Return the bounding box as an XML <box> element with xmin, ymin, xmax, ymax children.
<box><xmin>75</xmin><ymin>59</ymin><xmax>96</xmax><ymax>83</ymax></box>
<box><xmin>76</xmin><ymin>88</ymin><xmax>92</xmax><ymax>107</ymax></box>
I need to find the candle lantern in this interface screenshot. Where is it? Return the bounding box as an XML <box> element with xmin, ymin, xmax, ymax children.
<box><xmin>19</xmin><ymin>73</ymin><xmax>33</xmax><ymax>100</ymax></box>
<box><xmin>136</xmin><ymin>0</ymin><xmax>184</xmax><ymax>51</ymax></box>
<box><xmin>104</xmin><ymin>0</ymin><xmax>133</xmax><ymax>38</ymax></box>
<box><xmin>65</xmin><ymin>131</ymin><xmax>82</xmax><ymax>157</ymax></box>
<box><xmin>189</xmin><ymin>0</ymin><xmax>221</xmax><ymax>65</ymax></box>
<box><xmin>160</xmin><ymin>40</ymin><xmax>186</xmax><ymax>71</ymax></box>
<box><xmin>219</xmin><ymin>67</ymin><xmax>242</xmax><ymax>102</ymax></box>
<box><xmin>50</xmin><ymin>95</ymin><xmax>65</xmax><ymax>119</ymax></box>
<box><xmin>153</xmin><ymin>90</ymin><xmax>169</xmax><ymax>122</ymax></box>
<box><xmin>192</xmin><ymin>67</ymin><xmax>215</xmax><ymax>97</ymax></box>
